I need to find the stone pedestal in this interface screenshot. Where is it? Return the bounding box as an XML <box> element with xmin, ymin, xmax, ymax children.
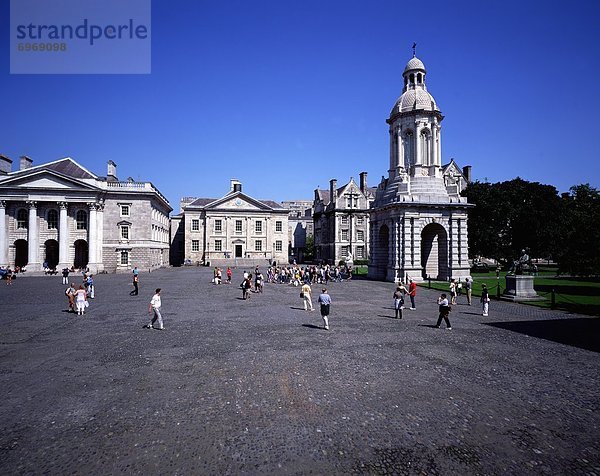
<box><xmin>503</xmin><ymin>275</ymin><xmax>544</xmax><ymax>301</ymax></box>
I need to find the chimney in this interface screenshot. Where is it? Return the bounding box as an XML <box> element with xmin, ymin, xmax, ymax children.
<box><xmin>329</xmin><ymin>179</ymin><xmax>337</xmax><ymax>204</ymax></box>
<box><xmin>230</xmin><ymin>178</ymin><xmax>242</xmax><ymax>193</ymax></box>
<box><xmin>0</xmin><ymin>155</ymin><xmax>12</xmax><ymax>175</ymax></box>
<box><xmin>107</xmin><ymin>160</ymin><xmax>118</xmax><ymax>182</ymax></box>
<box><xmin>359</xmin><ymin>171</ymin><xmax>368</xmax><ymax>193</ymax></box>
<box><xmin>19</xmin><ymin>155</ymin><xmax>33</xmax><ymax>171</ymax></box>
<box><xmin>462</xmin><ymin>165</ymin><xmax>472</xmax><ymax>183</ymax></box>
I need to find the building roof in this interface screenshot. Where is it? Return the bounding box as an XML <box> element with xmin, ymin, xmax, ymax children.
<box><xmin>6</xmin><ymin>157</ymin><xmax>97</xmax><ymax>180</ymax></box>
<box><xmin>392</xmin><ymin>89</ymin><xmax>439</xmax><ymax>114</ymax></box>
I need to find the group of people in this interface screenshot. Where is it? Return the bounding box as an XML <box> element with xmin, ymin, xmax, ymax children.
<box><xmin>64</xmin><ymin>272</ymin><xmax>95</xmax><ymax>315</ymax></box>
<box><xmin>435</xmin><ymin>279</ymin><xmax>491</xmax><ymax>329</ymax></box>
<box><xmin>266</xmin><ymin>264</ymin><xmax>351</xmax><ymax>286</ymax></box>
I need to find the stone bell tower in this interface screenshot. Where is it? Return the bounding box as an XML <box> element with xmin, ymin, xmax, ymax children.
<box><xmin>369</xmin><ymin>50</ymin><xmax>472</xmax><ymax>282</ymax></box>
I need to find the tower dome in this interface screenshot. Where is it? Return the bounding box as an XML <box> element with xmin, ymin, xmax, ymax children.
<box><xmin>390</xmin><ymin>54</ymin><xmax>439</xmax><ymax>116</ymax></box>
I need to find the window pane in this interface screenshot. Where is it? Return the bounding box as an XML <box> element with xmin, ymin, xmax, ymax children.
<box><xmin>215</xmin><ymin>220</ymin><xmax>222</xmax><ymax>232</ymax></box>
<box><xmin>17</xmin><ymin>209</ymin><xmax>28</xmax><ymax>229</ymax></box>
<box><xmin>76</xmin><ymin>210</ymin><xmax>87</xmax><ymax>230</ymax></box>
<box><xmin>215</xmin><ymin>240</ymin><xmax>222</xmax><ymax>251</ymax></box>
<box><xmin>47</xmin><ymin>210</ymin><xmax>58</xmax><ymax>229</ymax></box>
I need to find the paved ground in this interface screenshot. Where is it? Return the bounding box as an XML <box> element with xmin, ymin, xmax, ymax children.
<box><xmin>0</xmin><ymin>267</ymin><xmax>599</xmax><ymax>475</ymax></box>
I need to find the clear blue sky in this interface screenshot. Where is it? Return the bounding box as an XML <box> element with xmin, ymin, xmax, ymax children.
<box><xmin>1</xmin><ymin>0</ymin><xmax>599</xmax><ymax>208</ymax></box>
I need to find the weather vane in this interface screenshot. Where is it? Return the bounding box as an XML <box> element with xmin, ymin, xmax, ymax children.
<box><xmin>412</xmin><ymin>42</ymin><xmax>417</xmax><ymax>57</ymax></box>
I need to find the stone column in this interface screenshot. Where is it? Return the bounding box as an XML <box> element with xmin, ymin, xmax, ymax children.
<box><xmin>58</xmin><ymin>202</ymin><xmax>69</xmax><ymax>269</ymax></box>
<box><xmin>88</xmin><ymin>203</ymin><xmax>98</xmax><ymax>269</ymax></box>
<box><xmin>96</xmin><ymin>202</ymin><xmax>104</xmax><ymax>271</ymax></box>
<box><xmin>397</xmin><ymin>129</ymin><xmax>404</xmax><ymax>173</ymax></box>
<box><xmin>389</xmin><ymin>128</ymin><xmax>395</xmax><ymax>176</ymax></box>
<box><xmin>393</xmin><ymin>217</ymin><xmax>400</xmax><ymax>280</ymax></box>
<box><xmin>27</xmin><ymin>201</ymin><xmax>40</xmax><ymax>270</ymax></box>
<box><xmin>0</xmin><ymin>201</ymin><xmax>7</xmax><ymax>267</ymax></box>
<box><xmin>431</xmin><ymin>125</ymin><xmax>437</xmax><ymax>167</ymax></box>
<box><xmin>415</xmin><ymin>124</ymin><xmax>421</xmax><ymax>166</ymax></box>
<box><xmin>437</xmin><ymin>124</ymin><xmax>442</xmax><ymax>166</ymax></box>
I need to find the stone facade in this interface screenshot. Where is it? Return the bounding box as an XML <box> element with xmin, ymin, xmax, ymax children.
<box><xmin>0</xmin><ymin>155</ymin><xmax>171</xmax><ymax>273</ymax></box>
<box><xmin>171</xmin><ymin>180</ymin><xmax>289</xmax><ymax>267</ymax></box>
<box><xmin>313</xmin><ymin>173</ymin><xmax>375</xmax><ymax>264</ymax></box>
<box><xmin>369</xmin><ymin>54</ymin><xmax>472</xmax><ymax>282</ymax></box>
<box><xmin>282</xmin><ymin>200</ymin><xmax>313</xmax><ymax>263</ymax></box>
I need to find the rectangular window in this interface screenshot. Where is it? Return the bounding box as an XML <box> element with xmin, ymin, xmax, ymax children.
<box><xmin>120</xmin><ymin>250</ymin><xmax>129</xmax><ymax>266</ymax></box>
<box><xmin>215</xmin><ymin>240</ymin><xmax>222</xmax><ymax>252</ymax></box>
<box><xmin>275</xmin><ymin>221</ymin><xmax>282</xmax><ymax>232</ymax></box>
<box><xmin>341</xmin><ymin>229</ymin><xmax>349</xmax><ymax>241</ymax></box>
<box><xmin>341</xmin><ymin>216</ymin><xmax>349</xmax><ymax>225</ymax></box>
<box><xmin>356</xmin><ymin>246</ymin><xmax>365</xmax><ymax>258</ymax></box>
<box><xmin>17</xmin><ymin>209</ymin><xmax>28</xmax><ymax>229</ymax></box>
<box><xmin>346</xmin><ymin>196</ymin><xmax>352</xmax><ymax>208</ymax></box>
<box><xmin>255</xmin><ymin>220</ymin><xmax>262</xmax><ymax>233</ymax></box>
<box><xmin>120</xmin><ymin>225</ymin><xmax>130</xmax><ymax>240</ymax></box>
<box><xmin>341</xmin><ymin>246</ymin><xmax>349</xmax><ymax>257</ymax></box>
<box><xmin>255</xmin><ymin>240</ymin><xmax>262</xmax><ymax>251</ymax></box>
<box><xmin>357</xmin><ymin>230</ymin><xmax>364</xmax><ymax>241</ymax></box>
<box><xmin>120</xmin><ymin>205</ymin><xmax>130</xmax><ymax>217</ymax></box>
<box><xmin>215</xmin><ymin>219</ymin><xmax>222</xmax><ymax>233</ymax></box>
<box><xmin>192</xmin><ymin>240</ymin><xmax>200</xmax><ymax>252</ymax></box>
<box><xmin>47</xmin><ymin>210</ymin><xmax>58</xmax><ymax>229</ymax></box>
<box><xmin>275</xmin><ymin>240</ymin><xmax>282</xmax><ymax>252</ymax></box>
<box><xmin>192</xmin><ymin>219</ymin><xmax>199</xmax><ymax>231</ymax></box>
<box><xmin>235</xmin><ymin>220</ymin><xmax>243</xmax><ymax>233</ymax></box>
<box><xmin>354</xmin><ymin>198</ymin><xmax>359</xmax><ymax>207</ymax></box>
<box><xmin>357</xmin><ymin>216</ymin><xmax>364</xmax><ymax>225</ymax></box>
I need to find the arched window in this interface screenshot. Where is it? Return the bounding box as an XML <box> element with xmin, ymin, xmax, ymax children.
<box><xmin>47</xmin><ymin>209</ymin><xmax>58</xmax><ymax>229</ymax></box>
<box><xmin>409</xmin><ymin>73</ymin><xmax>415</xmax><ymax>84</ymax></box>
<box><xmin>76</xmin><ymin>210</ymin><xmax>88</xmax><ymax>230</ymax></box>
<box><xmin>17</xmin><ymin>209</ymin><xmax>28</xmax><ymax>229</ymax></box>
<box><xmin>417</xmin><ymin>73</ymin><xmax>422</xmax><ymax>83</ymax></box>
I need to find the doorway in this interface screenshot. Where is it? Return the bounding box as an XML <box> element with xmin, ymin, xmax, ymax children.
<box><xmin>235</xmin><ymin>244</ymin><xmax>243</xmax><ymax>258</ymax></box>
<box><xmin>14</xmin><ymin>239</ymin><xmax>28</xmax><ymax>268</ymax></box>
<box><xmin>45</xmin><ymin>239</ymin><xmax>59</xmax><ymax>268</ymax></box>
<box><xmin>421</xmin><ymin>223</ymin><xmax>448</xmax><ymax>280</ymax></box>
<box><xmin>74</xmin><ymin>239</ymin><xmax>89</xmax><ymax>269</ymax></box>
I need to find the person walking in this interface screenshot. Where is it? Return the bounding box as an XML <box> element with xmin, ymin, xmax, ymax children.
<box><xmin>449</xmin><ymin>279</ymin><xmax>457</xmax><ymax>305</ymax></box>
<box><xmin>481</xmin><ymin>284</ymin><xmax>490</xmax><ymax>317</ymax></box>
<box><xmin>435</xmin><ymin>293</ymin><xmax>452</xmax><ymax>329</ymax></box>
<box><xmin>61</xmin><ymin>267</ymin><xmax>70</xmax><ymax>285</ymax></box>
<box><xmin>65</xmin><ymin>282</ymin><xmax>76</xmax><ymax>312</ymax></box>
<box><xmin>465</xmin><ymin>277</ymin><xmax>472</xmax><ymax>305</ymax></box>
<box><xmin>145</xmin><ymin>288</ymin><xmax>164</xmax><ymax>330</ymax></box>
<box><xmin>301</xmin><ymin>282</ymin><xmax>314</xmax><ymax>311</ymax></box>
<box><xmin>130</xmin><ymin>273</ymin><xmax>139</xmax><ymax>296</ymax></box>
<box><xmin>393</xmin><ymin>286</ymin><xmax>404</xmax><ymax>319</ymax></box>
<box><xmin>87</xmin><ymin>274</ymin><xmax>95</xmax><ymax>299</ymax></box>
<box><xmin>408</xmin><ymin>279</ymin><xmax>417</xmax><ymax>310</ymax></box>
<box><xmin>226</xmin><ymin>267</ymin><xmax>232</xmax><ymax>284</ymax></box>
<box><xmin>241</xmin><ymin>274</ymin><xmax>252</xmax><ymax>300</ymax></box>
<box><xmin>318</xmin><ymin>288</ymin><xmax>332</xmax><ymax>330</ymax></box>
<box><xmin>74</xmin><ymin>285</ymin><xmax>87</xmax><ymax>316</ymax></box>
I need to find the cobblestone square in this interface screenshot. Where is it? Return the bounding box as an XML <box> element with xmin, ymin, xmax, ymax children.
<box><xmin>1</xmin><ymin>268</ymin><xmax>599</xmax><ymax>474</ymax></box>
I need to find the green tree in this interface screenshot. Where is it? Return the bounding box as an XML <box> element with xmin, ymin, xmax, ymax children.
<box><xmin>555</xmin><ymin>184</ymin><xmax>600</xmax><ymax>275</ymax></box>
<box><xmin>463</xmin><ymin>178</ymin><xmax>562</xmax><ymax>265</ymax></box>
<box><xmin>304</xmin><ymin>234</ymin><xmax>315</xmax><ymax>261</ymax></box>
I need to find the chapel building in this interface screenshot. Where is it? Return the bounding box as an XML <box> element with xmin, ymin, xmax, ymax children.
<box><xmin>0</xmin><ymin>155</ymin><xmax>171</xmax><ymax>273</ymax></box>
<box><xmin>369</xmin><ymin>54</ymin><xmax>472</xmax><ymax>282</ymax></box>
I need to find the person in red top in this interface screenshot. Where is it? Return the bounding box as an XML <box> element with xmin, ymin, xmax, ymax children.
<box><xmin>408</xmin><ymin>279</ymin><xmax>417</xmax><ymax>310</ymax></box>
<box><xmin>226</xmin><ymin>267</ymin><xmax>232</xmax><ymax>284</ymax></box>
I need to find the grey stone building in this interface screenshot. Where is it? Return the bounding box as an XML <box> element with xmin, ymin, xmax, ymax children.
<box><xmin>170</xmin><ymin>180</ymin><xmax>289</xmax><ymax>267</ymax></box>
<box><xmin>0</xmin><ymin>155</ymin><xmax>171</xmax><ymax>273</ymax></box>
<box><xmin>369</xmin><ymin>54</ymin><xmax>472</xmax><ymax>282</ymax></box>
<box><xmin>282</xmin><ymin>200</ymin><xmax>313</xmax><ymax>263</ymax></box>
<box><xmin>313</xmin><ymin>172</ymin><xmax>375</xmax><ymax>264</ymax></box>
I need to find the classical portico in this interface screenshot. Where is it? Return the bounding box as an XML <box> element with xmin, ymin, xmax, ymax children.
<box><xmin>0</xmin><ymin>156</ymin><xmax>171</xmax><ymax>273</ymax></box>
<box><xmin>369</xmin><ymin>53</ymin><xmax>472</xmax><ymax>282</ymax></box>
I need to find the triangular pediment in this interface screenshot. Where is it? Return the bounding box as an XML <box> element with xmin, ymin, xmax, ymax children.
<box><xmin>0</xmin><ymin>169</ymin><xmax>99</xmax><ymax>191</ymax></box>
<box><xmin>206</xmin><ymin>192</ymin><xmax>274</xmax><ymax>211</ymax></box>
<box><xmin>442</xmin><ymin>160</ymin><xmax>464</xmax><ymax>179</ymax></box>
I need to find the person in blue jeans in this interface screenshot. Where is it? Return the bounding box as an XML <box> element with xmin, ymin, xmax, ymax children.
<box><xmin>318</xmin><ymin>288</ymin><xmax>332</xmax><ymax>330</ymax></box>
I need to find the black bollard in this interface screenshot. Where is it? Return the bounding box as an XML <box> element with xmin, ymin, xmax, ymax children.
<box><xmin>551</xmin><ymin>288</ymin><xmax>556</xmax><ymax>309</ymax></box>
<box><xmin>428</xmin><ymin>276</ymin><xmax>431</xmax><ymax>289</ymax></box>
<box><xmin>496</xmin><ymin>282</ymin><xmax>501</xmax><ymax>299</ymax></box>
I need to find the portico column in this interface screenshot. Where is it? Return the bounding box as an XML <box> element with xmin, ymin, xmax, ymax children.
<box><xmin>96</xmin><ymin>202</ymin><xmax>104</xmax><ymax>271</ymax></box>
<box><xmin>0</xmin><ymin>201</ymin><xmax>7</xmax><ymax>267</ymax></box>
<box><xmin>88</xmin><ymin>203</ymin><xmax>98</xmax><ymax>269</ymax></box>
<box><xmin>58</xmin><ymin>202</ymin><xmax>69</xmax><ymax>268</ymax></box>
<box><xmin>27</xmin><ymin>201</ymin><xmax>40</xmax><ymax>270</ymax></box>
<box><xmin>431</xmin><ymin>124</ymin><xmax>437</xmax><ymax>167</ymax></box>
<box><xmin>415</xmin><ymin>123</ymin><xmax>421</xmax><ymax>166</ymax></box>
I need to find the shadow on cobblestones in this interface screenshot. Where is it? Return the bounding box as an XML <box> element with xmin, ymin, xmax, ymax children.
<box><xmin>485</xmin><ymin>317</ymin><xmax>600</xmax><ymax>353</ymax></box>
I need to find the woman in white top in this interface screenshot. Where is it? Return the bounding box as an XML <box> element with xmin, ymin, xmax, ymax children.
<box><xmin>74</xmin><ymin>285</ymin><xmax>87</xmax><ymax>316</ymax></box>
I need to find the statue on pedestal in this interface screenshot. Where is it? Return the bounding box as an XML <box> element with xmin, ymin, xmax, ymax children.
<box><xmin>508</xmin><ymin>248</ymin><xmax>537</xmax><ymax>275</ymax></box>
